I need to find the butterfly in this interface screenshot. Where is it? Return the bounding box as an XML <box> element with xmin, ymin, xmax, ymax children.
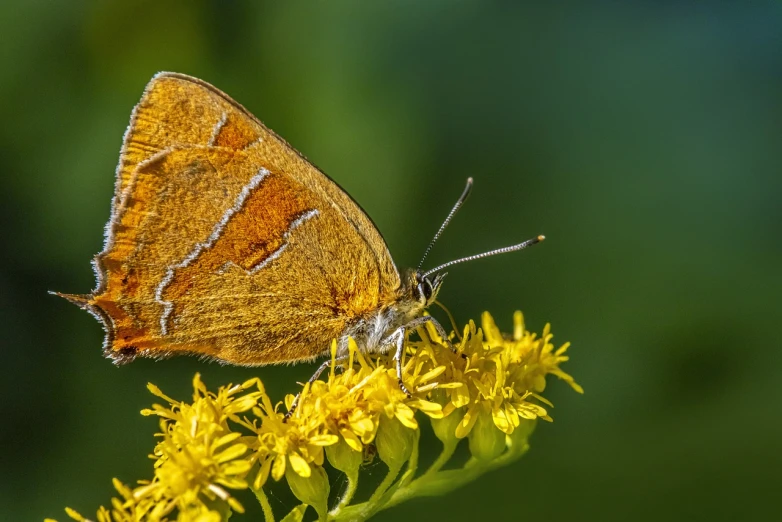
<box><xmin>53</xmin><ymin>72</ymin><xmax>543</xmax><ymax>397</ymax></box>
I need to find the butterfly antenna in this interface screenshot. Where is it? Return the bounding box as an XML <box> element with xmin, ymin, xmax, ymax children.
<box><xmin>421</xmin><ymin>235</ymin><xmax>545</xmax><ymax>279</ymax></box>
<box><xmin>417</xmin><ymin>177</ymin><xmax>474</xmax><ymax>270</ymax></box>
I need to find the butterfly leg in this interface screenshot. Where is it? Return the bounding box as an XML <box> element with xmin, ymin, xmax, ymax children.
<box><xmin>387</xmin><ymin>315</ymin><xmax>453</xmax><ymax>397</ymax></box>
<box><xmin>419</xmin><ymin>316</ymin><xmax>464</xmax><ymax>357</ymax></box>
<box><xmin>284</xmin><ymin>356</ymin><xmax>349</xmax><ymax>421</ymax></box>
<box><xmin>419</xmin><ymin>315</ymin><xmax>456</xmax><ymax>353</ymax></box>
<box><xmin>385</xmin><ymin>327</ymin><xmax>411</xmax><ymax>396</ymax></box>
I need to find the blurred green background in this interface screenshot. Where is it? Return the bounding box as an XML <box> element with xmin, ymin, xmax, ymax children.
<box><xmin>2</xmin><ymin>1</ymin><xmax>781</xmax><ymax>521</ymax></box>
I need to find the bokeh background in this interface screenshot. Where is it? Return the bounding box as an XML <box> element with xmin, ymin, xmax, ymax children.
<box><xmin>2</xmin><ymin>1</ymin><xmax>781</xmax><ymax>521</ymax></box>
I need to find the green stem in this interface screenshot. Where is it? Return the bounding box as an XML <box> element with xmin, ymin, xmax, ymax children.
<box><xmin>332</xmin><ymin>437</ymin><xmax>530</xmax><ymax>520</ymax></box>
<box><xmin>383</xmin><ymin>442</ymin><xmax>529</xmax><ymax>510</ymax></box>
<box><xmin>366</xmin><ymin>462</ymin><xmax>402</xmax><ymax>507</ymax></box>
<box><xmin>333</xmin><ymin>461</ymin><xmax>402</xmax><ymax>520</ymax></box>
<box><xmin>396</xmin><ymin>427</ymin><xmax>421</xmax><ymax>490</ymax></box>
<box><xmin>332</xmin><ymin>435</ymin><xmax>417</xmax><ymax>522</ymax></box>
<box><xmin>328</xmin><ymin>470</ymin><xmax>359</xmax><ymax>517</ymax></box>
<box><xmin>417</xmin><ymin>438</ymin><xmax>458</xmax><ymax>483</ymax></box>
<box><xmin>252</xmin><ymin>486</ymin><xmax>275</xmax><ymax>522</ymax></box>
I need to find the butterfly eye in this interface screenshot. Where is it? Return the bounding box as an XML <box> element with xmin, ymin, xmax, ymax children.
<box><xmin>413</xmin><ymin>276</ymin><xmax>439</xmax><ymax>306</ymax></box>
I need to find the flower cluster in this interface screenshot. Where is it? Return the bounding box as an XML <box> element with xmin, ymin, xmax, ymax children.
<box><xmin>420</xmin><ymin>312</ymin><xmax>581</xmax><ymax>457</ymax></box>
<box><xmin>57</xmin><ymin>311</ymin><xmax>581</xmax><ymax>522</ymax></box>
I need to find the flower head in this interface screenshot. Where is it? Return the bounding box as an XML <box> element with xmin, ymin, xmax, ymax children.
<box><xmin>483</xmin><ymin>311</ymin><xmax>583</xmax><ymax>395</ymax></box>
<box><xmin>64</xmin><ymin>479</ymin><xmax>157</xmax><ymax>522</ymax></box>
<box><xmin>241</xmin><ymin>382</ymin><xmax>336</xmax><ymax>489</ymax></box>
<box><xmin>135</xmin><ymin>374</ymin><xmax>264</xmax><ymax>516</ymax></box>
<box><xmin>427</xmin><ymin>311</ymin><xmax>582</xmax><ymax>439</ymax></box>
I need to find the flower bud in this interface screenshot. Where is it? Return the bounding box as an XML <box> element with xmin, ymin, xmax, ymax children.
<box><xmin>431</xmin><ymin>407</ymin><xmax>465</xmax><ymax>446</ymax></box>
<box><xmin>285</xmin><ymin>464</ymin><xmax>329</xmax><ymax>518</ymax></box>
<box><xmin>504</xmin><ymin>418</ymin><xmax>536</xmax><ymax>457</ymax></box>
<box><xmin>375</xmin><ymin>414</ymin><xmax>415</xmax><ymax>470</ymax></box>
<box><xmin>509</xmin><ymin>419</ymin><xmax>536</xmax><ymax>446</ymax></box>
<box><xmin>468</xmin><ymin>408</ymin><xmax>506</xmax><ymax>461</ymax></box>
<box><xmin>326</xmin><ymin>437</ymin><xmax>363</xmax><ymax>474</ymax></box>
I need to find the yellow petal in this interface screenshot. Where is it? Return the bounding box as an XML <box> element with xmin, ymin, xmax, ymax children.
<box><xmin>530</xmin><ymin>392</ymin><xmax>554</xmax><ymax>407</ymax></box>
<box><xmin>419</xmin><ymin>365</ymin><xmax>446</xmax><ymax>382</ymax></box>
<box><xmin>491</xmin><ymin>405</ymin><xmax>512</xmax><ymax>434</ymax></box>
<box><xmin>420</xmin><ymin>319</ymin><xmax>438</xmax><ymax>342</ymax></box>
<box><xmin>513</xmin><ymin>311</ymin><xmax>525</xmax><ymax>341</ymax></box>
<box><xmin>436</xmin><ymin>382</ymin><xmax>464</xmax><ymax>389</ymax></box>
<box><xmin>215</xmin><ymin>443</ymin><xmax>248</xmax><ymax>463</ymax></box>
<box><xmin>408</xmin><ymin>399</ymin><xmax>443</xmax><ymax>418</ymax></box>
<box><xmin>111</xmin><ymin>478</ymin><xmax>132</xmax><ymax>498</ymax></box>
<box><xmin>481</xmin><ymin>312</ymin><xmax>503</xmax><ymax>346</ymax></box>
<box><xmin>241</xmin><ymin>377</ymin><xmax>265</xmax><ymax>393</ymax></box>
<box><xmin>289</xmin><ymin>453</ymin><xmax>312</xmax><ymax>477</ymax></box>
<box><xmin>221</xmin><ymin>460</ymin><xmax>252</xmax><ymax>475</ymax></box>
<box><xmin>192</xmin><ymin>373</ymin><xmax>207</xmax><ymax>395</ymax></box>
<box><xmin>339</xmin><ymin>429</ymin><xmax>363</xmax><ymax>452</ymax></box>
<box><xmin>415</xmin><ymin>382</ymin><xmax>439</xmax><ymax>393</ymax></box>
<box><xmin>472</xmin><ymin>377</ymin><xmax>491</xmax><ymax>399</ymax></box>
<box><xmin>394</xmin><ymin>405</ymin><xmax>419</xmax><ymax>429</ymax></box>
<box><xmin>455</xmin><ymin>404</ymin><xmax>479</xmax><ymax>438</ymax></box>
<box><xmin>231</xmin><ymin>395</ymin><xmax>261</xmax><ymax>412</ymax></box>
<box><xmin>505</xmin><ymin>403</ymin><xmax>520</xmax><ymax>428</ymax></box>
<box><xmin>146</xmin><ymin>383</ymin><xmax>176</xmax><ymax>404</ymax></box>
<box><xmin>271</xmin><ymin>454</ymin><xmax>286</xmax><ymax>481</ymax></box>
<box><xmin>310</xmin><ymin>434</ymin><xmax>339</xmax><ymax>446</ymax></box>
<box><xmin>555</xmin><ymin>341</ymin><xmax>571</xmax><ymax>356</ymax></box>
<box><xmin>352</xmin><ymin>417</ymin><xmax>375</xmax><ymax>435</ymax></box>
<box><xmin>453</xmin><ymin>383</ymin><xmax>471</xmax><ymax>408</ymax></box>
<box><xmin>254</xmin><ymin>457</ymin><xmax>272</xmax><ymax>489</ymax></box>
<box><xmin>64</xmin><ymin>507</ymin><xmax>85</xmax><ymax>521</ymax></box>
<box><xmin>228</xmin><ymin>497</ymin><xmax>245</xmax><ymax>514</ymax></box>
<box><xmin>284</xmin><ymin>394</ymin><xmax>296</xmax><ymax>412</ymax></box>
<box><xmin>330</xmin><ymin>338</ymin><xmax>338</xmax><ymax>381</ymax></box>
<box><xmin>216</xmin><ymin>475</ymin><xmax>249</xmax><ymax>489</ymax></box>
<box><xmin>214</xmin><ymin>432</ymin><xmax>242</xmax><ymax>448</ymax></box>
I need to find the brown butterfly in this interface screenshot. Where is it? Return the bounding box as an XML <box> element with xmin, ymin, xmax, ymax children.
<box><xmin>53</xmin><ymin>72</ymin><xmax>543</xmax><ymax>396</ymax></box>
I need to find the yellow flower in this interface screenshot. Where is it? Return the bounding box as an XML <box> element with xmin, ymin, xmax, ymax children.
<box><xmin>428</xmin><ymin>311</ymin><xmax>581</xmax><ymax>439</ymax></box>
<box><xmin>64</xmin><ymin>479</ymin><xmax>157</xmax><ymax>522</ymax></box>
<box><xmin>483</xmin><ymin>311</ymin><xmax>583</xmax><ymax>394</ymax></box>
<box><xmin>240</xmin><ymin>386</ymin><xmax>336</xmax><ymax>489</ymax></box>
<box><xmin>174</xmin><ymin>503</ymin><xmax>223</xmax><ymax>522</ymax></box>
<box><xmin>366</xmin><ymin>338</ymin><xmax>445</xmax><ymax>428</ymax></box>
<box><xmin>340</xmin><ymin>339</ymin><xmax>444</xmax><ymax>428</ymax></box>
<box><xmin>313</xmin><ymin>377</ymin><xmax>376</xmax><ymax>451</ymax></box>
<box><xmin>300</xmin><ymin>342</ymin><xmax>379</xmax><ymax>452</ymax></box>
<box><xmin>137</xmin><ymin>374</ymin><xmax>264</xmax><ymax>515</ymax></box>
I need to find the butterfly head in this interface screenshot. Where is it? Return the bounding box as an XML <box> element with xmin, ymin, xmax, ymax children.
<box><xmin>410</xmin><ymin>270</ymin><xmax>446</xmax><ymax>307</ymax></box>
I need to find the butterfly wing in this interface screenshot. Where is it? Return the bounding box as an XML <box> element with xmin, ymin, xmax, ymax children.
<box><xmin>87</xmin><ymin>72</ymin><xmax>401</xmax><ymax>365</ymax></box>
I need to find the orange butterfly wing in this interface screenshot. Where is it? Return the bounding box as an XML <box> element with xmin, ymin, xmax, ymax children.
<box><xmin>87</xmin><ymin>72</ymin><xmax>401</xmax><ymax>365</ymax></box>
